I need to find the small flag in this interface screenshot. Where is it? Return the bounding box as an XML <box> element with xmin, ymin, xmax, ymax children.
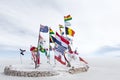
<box><xmin>40</xmin><ymin>24</ymin><xmax>48</xmax><ymax>33</ymax></box>
<box><xmin>54</xmin><ymin>55</ymin><xmax>66</xmax><ymax>65</ymax></box>
<box><xmin>64</xmin><ymin>15</ymin><xmax>72</xmax><ymax>21</ymax></box>
<box><xmin>38</xmin><ymin>45</ymin><xmax>47</xmax><ymax>56</ymax></box>
<box><xmin>59</xmin><ymin>24</ymin><xmax>64</xmax><ymax>28</ymax></box>
<box><xmin>59</xmin><ymin>28</ymin><xmax>64</xmax><ymax>35</ymax></box>
<box><xmin>79</xmin><ymin>57</ymin><xmax>88</xmax><ymax>64</ymax></box>
<box><xmin>65</xmin><ymin>27</ymin><xmax>75</xmax><ymax>37</ymax></box>
<box><xmin>49</xmin><ymin>28</ymin><xmax>54</xmax><ymax>34</ymax></box>
<box><xmin>20</xmin><ymin>49</ymin><xmax>26</xmax><ymax>55</ymax></box>
<box><xmin>65</xmin><ymin>22</ymin><xmax>71</xmax><ymax>26</ymax></box>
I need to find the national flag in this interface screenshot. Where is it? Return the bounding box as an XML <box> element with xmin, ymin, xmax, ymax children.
<box><xmin>59</xmin><ymin>28</ymin><xmax>64</xmax><ymax>35</ymax></box>
<box><xmin>59</xmin><ymin>24</ymin><xmax>64</xmax><ymax>28</ymax></box>
<box><xmin>55</xmin><ymin>44</ymin><xmax>66</xmax><ymax>55</ymax></box>
<box><xmin>30</xmin><ymin>46</ymin><xmax>38</xmax><ymax>62</ymax></box>
<box><xmin>39</xmin><ymin>34</ymin><xmax>45</xmax><ymax>45</ymax></box>
<box><xmin>56</xmin><ymin>32</ymin><xmax>69</xmax><ymax>48</ymax></box>
<box><xmin>50</xmin><ymin>35</ymin><xmax>61</xmax><ymax>45</ymax></box>
<box><xmin>40</xmin><ymin>24</ymin><xmax>48</xmax><ymax>33</ymax></box>
<box><xmin>79</xmin><ymin>57</ymin><xmax>88</xmax><ymax>64</ymax></box>
<box><xmin>38</xmin><ymin>45</ymin><xmax>47</xmax><ymax>56</ymax></box>
<box><xmin>49</xmin><ymin>28</ymin><xmax>54</xmax><ymax>34</ymax></box>
<box><xmin>65</xmin><ymin>22</ymin><xmax>71</xmax><ymax>26</ymax></box>
<box><xmin>20</xmin><ymin>49</ymin><xmax>26</xmax><ymax>55</ymax></box>
<box><xmin>54</xmin><ymin>55</ymin><xmax>66</xmax><ymax>65</ymax></box>
<box><xmin>50</xmin><ymin>35</ymin><xmax>54</xmax><ymax>43</ymax></box>
<box><xmin>54</xmin><ymin>49</ymin><xmax>66</xmax><ymax>65</ymax></box>
<box><xmin>65</xmin><ymin>27</ymin><xmax>75</xmax><ymax>37</ymax></box>
<box><xmin>64</xmin><ymin>15</ymin><xmax>72</xmax><ymax>21</ymax></box>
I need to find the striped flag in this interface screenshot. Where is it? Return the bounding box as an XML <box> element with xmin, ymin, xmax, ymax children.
<box><xmin>56</xmin><ymin>32</ymin><xmax>69</xmax><ymax>49</ymax></box>
<box><xmin>64</xmin><ymin>15</ymin><xmax>72</xmax><ymax>21</ymax></box>
<box><xmin>65</xmin><ymin>27</ymin><xmax>75</xmax><ymax>37</ymax></box>
<box><xmin>55</xmin><ymin>44</ymin><xmax>66</xmax><ymax>55</ymax></box>
<box><xmin>59</xmin><ymin>24</ymin><xmax>64</xmax><ymax>28</ymax></box>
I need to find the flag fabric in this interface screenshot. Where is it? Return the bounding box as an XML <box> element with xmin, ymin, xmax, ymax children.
<box><xmin>54</xmin><ymin>55</ymin><xmax>66</xmax><ymax>65</ymax></box>
<box><xmin>55</xmin><ymin>44</ymin><xmax>66</xmax><ymax>55</ymax></box>
<box><xmin>38</xmin><ymin>45</ymin><xmax>47</xmax><ymax>56</ymax></box>
<box><xmin>64</xmin><ymin>15</ymin><xmax>72</xmax><ymax>21</ymax></box>
<box><xmin>59</xmin><ymin>28</ymin><xmax>64</xmax><ymax>35</ymax></box>
<box><xmin>40</xmin><ymin>24</ymin><xmax>48</xmax><ymax>33</ymax></box>
<box><xmin>54</xmin><ymin>49</ymin><xmax>66</xmax><ymax>65</ymax></box>
<box><xmin>49</xmin><ymin>28</ymin><xmax>54</xmax><ymax>34</ymax></box>
<box><xmin>39</xmin><ymin>34</ymin><xmax>45</xmax><ymax>45</ymax></box>
<box><xmin>50</xmin><ymin>35</ymin><xmax>54</xmax><ymax>43</ymax></box>
<box><xmin>65</xmin><ymin>22</ymin><xmax>71</xmax><ymax>26</ymax></box>
<box><xmin>20</xmin><ymin>49</ymin><xmax>26</xmax><ymax>55</ymax></box>
<box><xmin>56</xmin><ymin>32</ymin><xmax>69</xmax><ymax>48</ymax></box>
<box><xmin>59</xmin><ymin>24</ymin><xmax>64</xmax><ymax>28</ymax></box>
<box><xmin>79</xmin><ymin>57</ymin><xmax>88</xmax><ymax>64</ymax></box>
<box><xmin>50</xmin><ymin>35</ymin><xmax>61</xmax><ymax>45</ymax></box>
<box><xmin>65</xmin><ymin>27</ymin><xmax>75</xmax><ymax>37</ymax></box>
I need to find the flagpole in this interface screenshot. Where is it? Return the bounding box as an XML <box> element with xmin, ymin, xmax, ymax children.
<box><xmin>48</xmin><ymin>27</ymin><xmax>50</xmax><ymax>64</ymax></box>
<box><xmin>35</xmin><ymin>24</ymin><xmax>41</xmax><ymax>68</ymax></box>
<box><xmin>20</xmin><ymin>53</ymin><xmax>22</xmax><ymax>64</ymax></box>
<box><xmin>63</xmin><ymin>15</ymin><xmax>71</xmax><ymax>67</ymax></box>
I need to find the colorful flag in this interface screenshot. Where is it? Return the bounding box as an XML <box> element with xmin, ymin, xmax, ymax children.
<box><xmin>40</xmin><ymin>24</ymin><xmax>48</xmax><ymax>33</ymax></box>
<box><xmin>38</xmin><ymin>45</ymin><xmax>47</xmax><ymax>56</ymax></box>
<box><xmin>56</xmin><ymin>32</ymin><xmax>69</xmax><ymax>48</ymax></box>
<box><xmin>49</xmin><ymin>28</ymin><xmax>54</xmax><ymax>34</ymax></box>
<box><xmin>79</xmin><ymin>57</ymin><xmax>88</xmax><ymax>64</ymax></box>
<box><xmin>59</xmin><ymin>28</ymin><xmax>64</xmax><ymax>35</ymax></box>
<box><xmin>50</xmin><ymin>35</ymin><xmax>61</xmax><ymax>45</ymax></box>
<box><xmin>64</xmin><ymin>15</ymin><xmax>72</xmax><ymax>21</ymax></box>
<box><xmin>59</xmin><ymin>24</ymin><xmax>64</xmax><ymax>28</ymax></box>
<box><xmin>65</xmin><ymin>27</ymin><xmax>75</xmax><ymax>37</ymax></box>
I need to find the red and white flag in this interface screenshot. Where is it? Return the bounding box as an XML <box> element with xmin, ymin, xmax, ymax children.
<box><xmin>56</xmin><ymin>32</ymin><xmax>69</xmax><ymax>49</ymax></box>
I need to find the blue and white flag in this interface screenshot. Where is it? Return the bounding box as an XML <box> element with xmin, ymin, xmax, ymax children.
<box><xmin>40</xmin><ymin>24</ymin><xmax>48</xmax><ymax>33</ymax></box>
<box><xmin>55</xmin><ymin>44</ymin><xmax>66</xmax><ymax>55</ymax></box>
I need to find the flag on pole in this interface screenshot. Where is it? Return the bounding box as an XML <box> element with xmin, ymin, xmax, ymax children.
<box><xmin>49</xmin><ymin>28</ymin><xmax>54</xmax><ymax>34</ymax></box>
<box><xmin>40</xmin><ymin>24</ymin><xmax>48</xmax><ymax>33</ymax></box>
<box><xmin>79</xmin><ymin>57</ymin><xmax>88</xmax><ymax>64</ymax></box>
<box><xmin>55</xmin><ymin>44</ymin><xmax>66</xmax><ymax>55</ymax></box>
<box><xmin>38</xmin><ymin>45</ymin><xmax>47</xmax><ymax>56</ymax></box>
<box><xmin>20</xmin><ymin>49</ymin><xmax>26</xmax><ymax>55</ymax></box>
<box><xmin>59</xmin><ymin>24</ymin><xmax>64</xmax><ymax>28</ymax></box>
<box><xmin>50</xmin><ymin>35</ymin><xmax>61</xmax><ymax>45</ymax></box>
<box><xmin>64</xmin><ymin>15</ymin><xmax>72</xmax><ymax>21</ymax></box>
<box><xmin>54</xmin><ymin>48</ymin><xmax>66</xmax><ymax>65</ymax></box>
<box><xmin>56</xmin><ymin>32</ymin><xmax>69</xmax><ymax>48</ymax></box>
<box><xmin>65</xmin><ymin>22</ymin><xmax>71</xmax><ymax>26</ymax></box>
<box><xmin>54</xmin><ymin>55</ymin><xmax>66</xmax><ymax>65</ymax></box>
<box><xmin>65</xmin><ymin>27</ymin><xmax>75</xmax><ymax>37</ymax></box>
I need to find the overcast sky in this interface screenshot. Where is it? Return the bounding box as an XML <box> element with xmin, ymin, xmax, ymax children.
<box><xmin>0</xmin><ymin>0</ymin><xmax>120</xmax><ymax>57</ymax></box>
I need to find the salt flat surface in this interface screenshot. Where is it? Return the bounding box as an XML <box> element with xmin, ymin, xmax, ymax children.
<box><xmin>0</xmin><ymin>56</ymin><xmax>120</xmax><ymax>80</ymax></box>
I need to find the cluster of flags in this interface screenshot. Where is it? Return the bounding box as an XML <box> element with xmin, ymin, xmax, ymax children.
<box><xmin>28</xmin><ymin>14</ymin><xmax>88</xmax><ymax>68</ymax></box>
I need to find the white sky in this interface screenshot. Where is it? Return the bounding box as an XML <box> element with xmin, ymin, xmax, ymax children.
<box><xmin>0</xmin><ymin>0</ymin><xmax>120</xmax><ymax>56</ymax></box>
